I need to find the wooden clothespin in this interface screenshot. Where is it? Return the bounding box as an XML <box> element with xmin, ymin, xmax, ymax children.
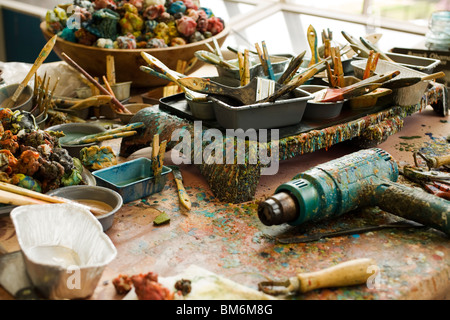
<box><xmin>363</xmin><ymin>50</ymin><xmax>380</xmax><ymax>80</ymax></box>
<box><xmin>106</xmin><ymin>55</ymin><xmax>116</xmax><ymax>86</ymax></box>
<box><xmin>322</xmin><ymin>29</ymin><xmax>332</xmax><ymax>59</ymax></box>
<box><xmin>152</xmin><ymin>134</ymin><xmax>167</xmax><ymax>185</ymax></box>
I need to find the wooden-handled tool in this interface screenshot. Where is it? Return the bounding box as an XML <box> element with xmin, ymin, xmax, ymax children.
<box><xmin>62</xmin><ymin>52</ymin><xmax>131</xmax><ymax>114</ymax></box>
<box><xmin>414</xmin><ymin>151</ymin><xmax>450</xmax><ymax>170</ymax></box>
<box><xmin>0</xmin><ymin>182</ymin><xmax>108</xmax><ymax>216</ymax></box>
<box><xmin>307</xmin><ymin>25</ymin><xmax>321</xmax><ymax>67</ymax></box>
<box><xmin>318</xmin><ymin>70</ymin><xmax>400</xmax><ymax>102</ymax></box>
<box><xmin>1</xmin><ymin>35</ymin><xmax>57</xmax><ymax>109</ymax></box>
<box><xmin>64</xmin><ymin>122</ymin><xmax>144</xmax><ymax>145</ymax></box>
<box><xmin>177</xmin><ymin>77</ymin><xmax>275</xmax><ymax>106</ymax></box>
<box><xmin>141</xmin><ymin>52</ymin><xmax>206</xmax><ymax>101</ymax></box>
<box><xmin>382</xmin><ymin>71</ymin><xmax>446</xmax><ymax>90</ymax></box>
<box><xmin>168</xmin><ymin>165</ymin><xmax>191</xmax><ymax>211</ymax></box>
<box><xmin>277</xmin><ymin>50</ymin><xmax>306</xmax><ymax>85</ymax></box>
<box><xmin>258</xmin><ymin>258</ymin><xmax>376</xmax><ymax>295</ymax></box>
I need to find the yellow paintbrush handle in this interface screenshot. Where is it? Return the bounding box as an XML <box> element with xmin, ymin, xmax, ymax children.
<box><xmin>174</xmin><ymin>178</ymin><xmax>191</xmax><ymax>210</ymax></box>
<box><xmin>296</xmin><ymin>258</ymin><xmax>376</xmax><ymax>293</ymax></box>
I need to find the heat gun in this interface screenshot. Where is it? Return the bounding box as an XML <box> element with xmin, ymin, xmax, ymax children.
<box><xmin>258</xmin><ymin>148</ymin><xmax>450</xmax><ymax>235</ymax></box>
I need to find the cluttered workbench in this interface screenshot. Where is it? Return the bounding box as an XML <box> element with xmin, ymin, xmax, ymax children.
<box><xmin>0</xmin><ymin>57</ymin><xmax>449</xmax><ymax>300</ymax></box>
<box><xmin>0</xmin><ymin>1</ymin><xmax>449</xmax><ymax>301</ymax></box>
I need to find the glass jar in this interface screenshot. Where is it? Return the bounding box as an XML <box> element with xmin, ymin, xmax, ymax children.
<box><xmin>425</xmin><ymin>10</ymin><xmax>450</xmax><ymax>51</ymax></box>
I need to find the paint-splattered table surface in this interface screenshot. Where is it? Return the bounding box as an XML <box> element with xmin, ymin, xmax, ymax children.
<box><xmin>0</xmin><ymin>100</ymin><xmax>449</xmax><ymax>300</ymax></box>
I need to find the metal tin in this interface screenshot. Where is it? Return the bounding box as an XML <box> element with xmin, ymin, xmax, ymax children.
<box><xmin>46</xmin><ymin>123</ymin><xmax>106</xmax><ymax>158</ymax></box>
<box><xmin>47</xmin><ymin>185</ymin><xmax>123</xmax><ymax>232</ymax></box>
<box><xmin>209</xmin><ymin>88</ymin><xmax>314</xmax><ymax>130</ymax></box>
<box><xmin>0</xmin><ymin>83</ymin><xmax>33</xmax><ymax>112</ymax></box>
<box><xmin>354</xmin><ymin>52</ymin><xmax>440</xmax><ymax>74</ymax></box>
<box><xmin>92</xmin><ymin>157</ymin><xmax>172</xmax><ymax>203</ymax></box>
<box><xmin>300</xmin><ymin>85</ymin><xmax>345</xmax><ymax>120</ymax></box>
<box><xmin>351</xmin><ymin>59</ymin><xmax>430</xmax><ymax>107</ymax></box>
<box><xmin>10</xmin><ymin>203</ymin><xmax>117</xmax><ymax>300</ymax></box>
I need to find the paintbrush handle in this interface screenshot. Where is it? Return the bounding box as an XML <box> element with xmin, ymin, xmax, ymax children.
<box><xmin>174</xmin><ymin>177</ymin><xmax>191</xmax><ymax>210</ymax></box>
<box><xmin>0</xmin><ymin>182</ymin><xmax>108</xmax><ymax>216</ymax></box>
<box><xmin>277</xmin><ymin>50</ymin><xmax>306</xmax><ymax>84</ymax></box>
<box><xmin>295</xmin><ymin>258</ymin><xmax>376</xmax><ymax>293</ymax></box>
<box><xmin>263</xmin><ymin>67</ymin><xmax>317</xmax><ymax>103</ymax></box>
<box><xmin>75</xmin><ymin>131</ymin><xmax>137</xmax><ymax>144</ymax></box>
<box><xmin>62</xmin><ymin>53</ymin><xmax>131</xmax><ymax>114</ymax></box>
<box><xmin>422</xmin><ymin>71</ymin><xmax>446</xmax><ymax>81</ymax></box>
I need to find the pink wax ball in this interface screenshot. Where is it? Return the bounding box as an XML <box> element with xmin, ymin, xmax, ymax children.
<box><xmin>143</xmin><ymin>4</ymin><xmax>166</xmax><ymax>20</ymax></box>
<box><xmin>176</xmin><ymin>16</ymin><xmax>197</xmax><ymax>37</ymax></box>
<box><xmin>183</xmin><ymin>0</ymin><xmax>198</xmax><ymax>10</ymax></box>
<box><xmin>207</xmin><ymin>17</ymin><xmax>224</xmax><ymax>35</ymax></box>
<box><xmin>94</xmin><ymin>0</ymin><xmax>116</xmax><ymax>10</ymax></box>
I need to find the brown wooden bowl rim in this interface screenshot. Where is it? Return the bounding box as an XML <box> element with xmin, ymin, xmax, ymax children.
<box><xmin>40</xmin><ymin>21</ymin><xmax>230</xmax><ymax>54</ymax></box>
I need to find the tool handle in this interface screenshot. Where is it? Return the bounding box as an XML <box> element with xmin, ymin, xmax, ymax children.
<box><xmin>296</xmin><ymin>258</ymin><xmax>376</xmax><ymax>293</ymax></box>
<box><xmin>432</xmin><ymin>154</ymin><xmax>450</xmax><ymax>167</ymax></box>
<box><xmin>174</xmin><ymin>178</ymin><xmax>192</xmax><ymax>210</ymax></box>
<box><xmin>376</xmin><ymin>182</ymin><xmax>450</xmax><ymax>235</ymax></box>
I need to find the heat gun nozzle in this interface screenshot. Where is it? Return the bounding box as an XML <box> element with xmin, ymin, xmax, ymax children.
<box><xmin>258</xmin><ymin>192</ymin><xmax>299</xmax><ymax>226</ymax></box>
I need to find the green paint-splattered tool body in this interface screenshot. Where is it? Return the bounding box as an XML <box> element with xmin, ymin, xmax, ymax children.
<box><xmin>258</xmin><ymin>148</ymin><xmax>450</xmax><ymax>235</ymax></box>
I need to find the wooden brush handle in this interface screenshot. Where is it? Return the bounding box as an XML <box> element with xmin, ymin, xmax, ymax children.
<box><xmin>430</xmin><ymin>154</ymin><xmax>450</xmax><ymax>168</ymax></box>
<box><xmin>421</xmin><ymin>71</ymin><xmax>446</xmax><ymax>81</ymax></box>
<box><xmin>174</xmin><ymin>177</ymin><xmax>191</xmax><ymax>210</ymax></box>
<box><xmin>297</xmin><ymin>258</ymin><xmax>376</xmax><ymax>293</ymax></box>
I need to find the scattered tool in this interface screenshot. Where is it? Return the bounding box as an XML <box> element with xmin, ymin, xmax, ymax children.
<box><xmin>359</xmin><ymin>37</ymin><xmax>395</xmax><ymax>62</ymax></box>
<box><xmin>401</xmin><ymin>165</ymin><xmax>450</xmax><ymax>200</ymax></box>
<box><xmin>277</xmin><ymin>50</ymin><xmax>306</xmax><ymax>85</ymax></box>
<box><xmin>177</xmin><ymin>76</ymin><xmax>275</xmax><ymax>105</ymax></box>
<box><xmin>1</xmin><ymin>35</ymin><xmax>57</xmax><ymax>109</ymax></box>
<box><xmin>273</xmin><ymin>220</ymin><xmax>425</xmax><ymax>244</ymax></box>
<box><xmin>382</xmin><ymin>71</ymin><xmax>446</xmax><ymax>90</ymax></box>
<box><xmin>141</xmin><ymin>52</ymin><xmax>206</xmax><ymax>101</ymax></box>
<box><xmin>64</xmin><ymin>122</ymin><xmax>144</xmax><ymax>145</ymax></box>
<box><xmin>258</xmin><ymin>258</ymin><xmax>375</xmax><ymax>296</ymax></box>
<box><xmin>168</xmin><ymin>165</ymin><xmax>191</xmax><ymax>211</ymax></box>
<box><xmin>152</xmin><ymin>134</ymin><xmax>167</xmax><ymax>185</ymax></box>
<box><xmin>194</xmin><ymin>50</ymin><xmax>238</xmax><ymax>70</ymax></box>
<box><xmin>413</xmin><ymin>151</ymin><xmax>450</xmax><ymax>170</ymax></box>
<box><xmin>0</xmin><ymin>181</ymin><xmax>109</xmax><ymax>216</ymax></box>
<box><xmin>330</xmin><ymin>46</ymin><xmax>345</xmax><ymax>87</ymax></box>
<box><xmin>257</xmin><ymin>148</ymin><xmax>450</xmax><ymax>235</ymax></box>
<box><xmin>260</xmin><ymin>67</ymin><xmax>317</xmax><ymax>103</ymax></box>
<box><xmin>321</xmin><ymin>28</ymin><xmax>333</xmax><ymax>59</ymax></box>
<box><xmin>315</xmin><ymin>70</ymin><xmax>399</xmax><ymax>102</ymax></box>
<box><xmin>307</xmin><ymin>25</ymin><xmax>321</xmax><ymax>67</ymax></box>
<box><xmin>62</xmin><ymin>52</ymin><xmax>131</xmax><ymax>114</ymax></box>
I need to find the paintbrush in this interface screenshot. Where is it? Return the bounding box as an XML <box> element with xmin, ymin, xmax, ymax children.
<box><xmin>307</xmin><ymin>25</ymin><xmax>321</xmax><ymax>67</ymax></box>
<box><xmin>277</xmin><ymin>50</ymin><xmax>306</xmax><ymax>85</ymax></box>
<box><xmin>62</xmin><ymin>52</ymin><xmax>132</xmax><ymax>114</ymax></box>
<box><xmin>64</xmin><ymin>122</ymin><xmax>144</xmax><ymax>145</ymax></box>
<box><xmin>259</xmin><ymin>67</ymin><xmax>318</xmax><ymax>103</ymax></box>
<box><xmin>1</xmin><ymin>35</ymin><xmax>57</xmax><ymax>109</ymax></box>
<box><xmin>177</xmin><ymin>76</ymin><xmax>276</xmax><ymax>105</ymax></box>
<box><xmin>359</xmin><ymin>37</ymin><xmax>395</xmax><ymax>62</ymax></box>
<box><xmin>141</xmin><ymin>52</ymin><xmax>206</xmax><ymax>101</ymax></box>
<box><xmin>262</xmin><ymin>41</ymin><xmax>275</xmax><ymax>80</ymax></box>
<box><xmin>0</xmin><ymin>182</ymin><xmax>109</xmax><ymax>216</ymax></box>
<box><xmin>67</xmin><ymin>130</ymin><xmax>138</xmax><ymax>145</ymax></box>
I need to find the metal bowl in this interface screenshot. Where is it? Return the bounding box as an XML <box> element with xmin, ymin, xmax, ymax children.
<box><xmin>47</xmin><ymin>185</ymin><xmax>123</xmax><ymax>232</ymax></box>
<box><xmin>46</xmin><ymin>123</ymin><xmax>106</xmax><ymax>158</ymax></box>
<box><xmin>300</xmin><ymin>85</ymin><xmax>345</xmax><ymax>120</ymax></box>
<box><xmin>0</xmin><ymin>83</ymin><xmax>33</xmax><ymax>112</ymax></box>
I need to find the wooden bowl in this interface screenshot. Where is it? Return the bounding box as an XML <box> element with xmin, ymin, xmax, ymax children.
<box><xmin>40</xmin><ymin>21</ymin><xmax>230</xmax><ymax>88</ymax></box>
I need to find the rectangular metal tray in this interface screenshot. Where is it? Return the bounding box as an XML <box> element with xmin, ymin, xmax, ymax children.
<box><xmin>92</xmin><ymin>157</ymin><xmax>172</xmax><ymax>203</ymax></box>
<box><xmin>159</xmin><ymin>93</ymin><xmax>393</xmax><ymax>140</ymax></box>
